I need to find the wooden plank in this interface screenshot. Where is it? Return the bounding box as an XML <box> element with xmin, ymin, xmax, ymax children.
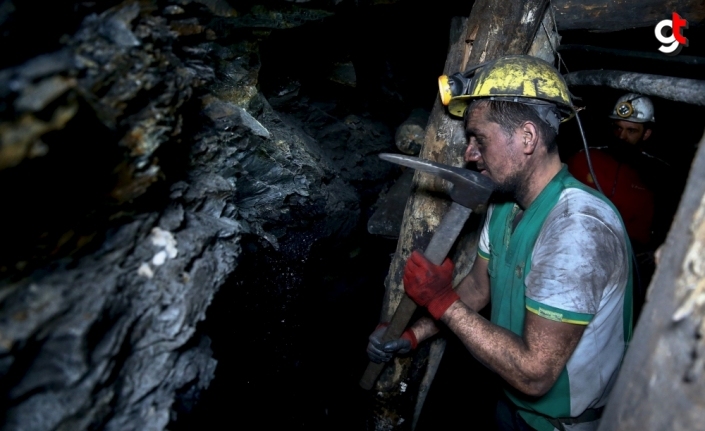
<box><xmin>564</xmin><ymin>70</ymin><xmax>705</xmax><ymax>105</ymax></box>
<box><xmin>552</xmin><ymin>0</ymin><xmax>705</xmax><ymax>32</ymax></box>
<box><xmin>558</xmin><ymin>44</ymin><xmax>705</xmax><ymax>66</ymax></box>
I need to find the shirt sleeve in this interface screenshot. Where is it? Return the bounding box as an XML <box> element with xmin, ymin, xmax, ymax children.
<box><xmin>525</xmin><ymin>190</ymin><xmax>628</xmax><ymax>324</ymax></box>
<box><xmin>477</xmin><ymin>205</ymin><xmax>493</xmax><ymax>260</ymax></box>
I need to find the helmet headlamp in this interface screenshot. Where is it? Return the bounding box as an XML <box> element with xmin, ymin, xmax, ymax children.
<box><xmin>436</xmin><ymin>56</ymin><xmax>575</xmax><ymax>123</ymax></box>
<box><xmin>616</xmin><ymin>101</ymin><xmax>634</xmax><ymax>118</ymax></box>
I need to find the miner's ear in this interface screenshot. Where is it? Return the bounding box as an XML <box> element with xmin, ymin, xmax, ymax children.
<box><xmin>642</xmin><ymin>128</ymin><xmax>652</xmax><ymax>141</ymax></box>
<box><xmin>520</xmin><ymin>121</ymin><xmax>539</xmax><ymax>155</ymax></box>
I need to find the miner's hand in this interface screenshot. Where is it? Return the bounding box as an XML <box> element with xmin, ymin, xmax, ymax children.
<box><xmin>366</xmin><ymin>323</ymin><xmax>418</xmax><ymax>363</ymax></box>
<box><xmin>403</xmin><ymin>250</ymin><xmax>459</xmax><ymax>320</ymax></box>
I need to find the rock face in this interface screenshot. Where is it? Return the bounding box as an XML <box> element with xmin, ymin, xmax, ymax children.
<box><xmin>0</xmin><ymin>3</ymin><xmax>237</xmax><ymax>430</ymax></box>
<box><xmin>0</xmin><ymin>1</ymin><xmax>402</xmax><ymax>430</ymax></box>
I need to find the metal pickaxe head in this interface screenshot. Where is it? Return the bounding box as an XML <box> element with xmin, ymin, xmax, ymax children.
<box><xmin>379</xmin><ymin>153</ymin><xmax>495</xmax><ymax>212</ymax></box>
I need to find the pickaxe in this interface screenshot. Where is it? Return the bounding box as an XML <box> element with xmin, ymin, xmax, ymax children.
<box><xmin>359</xmin><ymin>153</ymin><xmax>496</xmax><ymax>390</ymax></box>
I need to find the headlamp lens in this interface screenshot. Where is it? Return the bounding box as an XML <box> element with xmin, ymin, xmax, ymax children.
<box><xmin>616</xmin><ymin>101</ymin><xmax>633</xmax><ymax>118</ymax></box>
<box><xmin>438</xmin><ymin>75</ymin><xmax>453</xmax><ymax>106</ymax></box>
<box><xmin>438</xmin><ymin>73</ymin><xmax>472</xmax><ymax>106</ymax></box>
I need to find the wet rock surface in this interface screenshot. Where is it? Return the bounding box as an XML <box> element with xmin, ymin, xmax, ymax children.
<box><xmin>0</xmin><ymin>2</ymin><xmax>237</xmax><ymax>429</ymax></box>
<box><xmin>0</xmin><ymin>0</ymin><xmax>406</xmax><ymax>429</ymax></box>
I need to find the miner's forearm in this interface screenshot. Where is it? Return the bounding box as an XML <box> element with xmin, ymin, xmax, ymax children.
<box><xmin>408</xmin><ymin>262</ymin><xmax>490</xmax><ymax>346</ymax></box>
<box><xmin>408</xmin><ymin>277</ymin><xmax>487</xmax><ymax>345</ymax></box>
<box><xmin>456</xmin><ymin>266</ymin><xmax>491</xmax><ymax>312</ymax></box>
<box><xmin>441</xmin><ymin>301</ymin><xmax>555</xmax><ymax>396</ymax></box>
<box><xmin>410</xmin><ymin>316</ymin><xmax>440</xmax><ymax>343</ymax></box>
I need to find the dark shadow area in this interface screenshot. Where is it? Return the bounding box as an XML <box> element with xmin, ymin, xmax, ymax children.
<box><xmin>0</xmin><ymin>0</ymin><xmax>121</xmax><ymax>69</ymax></box>
<box><xmin>173</xmin><ymin>228</ymin><xmax>396</xmax><ymax>430</ymax></box>
<box><xmin>0</xmin><ymin>98</ymin><xmax>125</xmax><ymax>281</ymax></box>
<box><xmin>416</xmin><ymin>312</ymin><xmax>502</xmax><ymax>431</ymax></box>
<box><xmin>258</xmin><ymin>1</ymin><xmax>474</xmax><ymax>125</ymax></box>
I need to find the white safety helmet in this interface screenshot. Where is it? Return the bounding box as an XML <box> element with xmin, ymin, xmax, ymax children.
<box><xmin>609</xmin><ymin>93</ymin><xmax>655</xmax><ymax>123</ymax></box>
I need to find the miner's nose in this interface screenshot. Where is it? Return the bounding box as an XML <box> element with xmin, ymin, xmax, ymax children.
<box><xmin>464</xmin><ymin>141</ymin><xmax>481</xmax><ymax>162</ymax></box>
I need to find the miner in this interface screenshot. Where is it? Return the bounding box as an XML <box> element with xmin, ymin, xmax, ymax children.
<box><xmin>567</xmin><ymin>93</ymin><xmax>660</xmax><ymax>248</ymax></box>
<box><xmin>368</xmin><ymin>55</ymin><xmax>633</xmax><ymax>431</ymax></box>
<box><xmin>567</xmin><ymin>93</ymin><xmax>674</xmax><ymax>317</ymax></box>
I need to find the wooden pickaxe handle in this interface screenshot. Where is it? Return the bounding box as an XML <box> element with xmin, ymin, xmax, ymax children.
<box><xmin>359</xmin><ymin>202</ymin><xmax>473</xmax><ymax>390</ymax></box>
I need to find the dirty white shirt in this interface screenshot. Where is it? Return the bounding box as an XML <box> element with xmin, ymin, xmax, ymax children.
<box><xmin>478</xmin><ymin>187</ymin><xmax>630</xmax><ymax>431</ymax></box>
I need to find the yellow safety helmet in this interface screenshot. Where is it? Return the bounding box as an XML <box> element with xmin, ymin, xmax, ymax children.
<box><xmin>438</xmin><ymin>55</ymin><xmax>575</xmax><ymax>124</ymax></box>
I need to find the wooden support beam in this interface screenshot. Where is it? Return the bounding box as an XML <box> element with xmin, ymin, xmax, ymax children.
<box><xmin>367</xmin><ymin>0</ymin><xmax>550</xmax><ymax>429</ymax></box>
<box><xmin>597</xmin><ymin>130</ymin><xmax>705</xmax><ymax>431</ymax></box>
<box><xmin>552</xmin><ymin>0</ymin><xmax>705</xmax><ymax>32</ymax></box>
<box><xmin>564</xmin><ymin>70</ymin><xmax>705</xmax><ymax>105</ymax></box>
<box><xmin>558</xmin><ymin>44</ymin><xmax>705</xmax><ymax>67</ymax></box>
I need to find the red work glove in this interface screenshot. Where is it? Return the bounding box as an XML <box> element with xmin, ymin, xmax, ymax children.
<box><xmin>403</xmin><ymin>250</ymin><xmax>459</xmax><ymax>320</ymax></box>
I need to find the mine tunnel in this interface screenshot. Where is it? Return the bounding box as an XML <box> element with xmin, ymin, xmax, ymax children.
<box><xmin>1</xmin><ymin>1</ymin><xmax>705</xmax><ymax>430</ymax></box>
